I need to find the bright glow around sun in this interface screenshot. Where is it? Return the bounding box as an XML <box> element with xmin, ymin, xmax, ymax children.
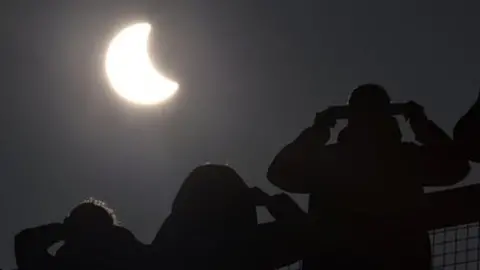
<box><xmin>105</xmin><ymin>22</ymin><xmax>179</xmax><ymax>105</ymax></box>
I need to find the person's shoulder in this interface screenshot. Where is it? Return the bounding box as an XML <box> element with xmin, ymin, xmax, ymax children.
<box><xmin>109</xmin><ymin>226</ymin><xmax>148</xmax><ymax>252</ymax></box>
<box><xmin>111</xmin><ymin>225</ymin><xmax>135</xmax><ymax>237</ymax></box>
<box><xmin>109</xmin><ymin>226</ymin><xmax>140</xmax><ymax>244</ymax></box>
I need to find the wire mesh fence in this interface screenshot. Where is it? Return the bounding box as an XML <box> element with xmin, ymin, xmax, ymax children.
<box><xmin>279</xmin><ymin>207</ymin><xmax>480</xmax><ymax>270</ymax></box>
<box><xmin>430</xmin><ymin>223</ymin><xmax>480</xmax><ymax>270</ymax></box>
<box><xmin>279</xmin><ymin>223</ymin><xmax>480</xmax><ymax>270</ymax></box>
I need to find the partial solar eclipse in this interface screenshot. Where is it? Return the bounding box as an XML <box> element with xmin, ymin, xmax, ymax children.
<box><xmin>105</xmin><ymin>22</ymin><xmax>179</xmax><ymax>105</ymax></box>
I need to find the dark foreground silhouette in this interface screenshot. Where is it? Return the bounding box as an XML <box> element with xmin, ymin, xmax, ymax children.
<box><xmin>267</xmin><ymin>84</ymin><xmax>470</xmax><ymax>269</ymax></box>
<box><xmin>454</xmin><ymin>90</ymin><xmax>480</xmax><ymax>162</ymax></box>
<box><xmin>152</xmin><ymin>164</ymin><xmax>309</xmax><ymax>270</ymax></box>
<box><xmin>13</xmin><ymin>83</ymin><xmax>475</xmax><ymax>270</ymax></box>
<box><xmin>15</xmin><ymin>199</ymin><xmax>148</xmax><ymax>270</ymax></box>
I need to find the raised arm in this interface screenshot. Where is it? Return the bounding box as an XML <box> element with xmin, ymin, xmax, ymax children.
<box><xmin>15</xmin><ymin>223</ymin><xmax>64</xmax><ymax>269</ymax></box>
<box><xmin>405</xmin><ymin>102</ymin><xmax>470</xmax><ymax>186</ymax></box>
<box><xmin>406</xmin><ymin>101</ymin><xmax>453</xmax><ymax>145</ymax></box>
<box><xmin>264</xmin><ymin>193</ymin><xmax>307</xmax><ymax>222</ymax></box>
<box><xmin>250</xmin><ymin>193</ymin><xmax>310</xmax><ymax>268</ymax></box>
<box><xmin>267</xmin><ymin>109</ymin><xmax>339</xmax><ymax>193</ymax></box>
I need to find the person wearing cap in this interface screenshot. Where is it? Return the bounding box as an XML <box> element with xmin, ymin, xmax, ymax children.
<box><xmin>267</xmin><ymin>84</ymin><xmax>470</xmax><ymax>269</ymax></box>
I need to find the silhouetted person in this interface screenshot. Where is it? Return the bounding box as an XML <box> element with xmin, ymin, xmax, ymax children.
<box><xmin>454</xmin><ymin>90</ymin><xmax>480</xmax><ymax>162</ymax></box>
<box><xmin>151</xmin><ymin>164</ymin><xmax>308</xmax><ymax>270</ymax></box>
<box><xmin>15</xmin><ymin>198</ymin><xmax>147</xmax><ymax>270</ymax></box>
<box><xmin>267</xmin><ymin>84</ymin><xmax>470</xmax><ymax>269</ymax></box>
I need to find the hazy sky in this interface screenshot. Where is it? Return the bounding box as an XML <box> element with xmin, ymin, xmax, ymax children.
<box><xmin>2</xmin><ymin>1</ymin><xmax>480</xmax><ymax>268</ymax></box>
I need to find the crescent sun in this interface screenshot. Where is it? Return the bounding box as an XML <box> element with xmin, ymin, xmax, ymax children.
<box><xmin>105</xmin><ymin>22</ymin><xmax>179</xmax><ymax>105</ymax></box>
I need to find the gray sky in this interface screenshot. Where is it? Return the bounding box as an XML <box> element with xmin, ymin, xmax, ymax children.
<box><xmin>1</xmin><ymin>1</ymin><xmax>480</xmax><ymax>268</ymax></box>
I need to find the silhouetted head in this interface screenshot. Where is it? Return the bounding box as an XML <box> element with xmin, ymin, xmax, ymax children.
<box><xmin>172</xmin><ymin>164</ymin><xmax>253</xmax><ymax>219</ymax></box>
<box><xmin>64</xmin><ymin>198</ymin><xmax>117</xmax><ymax>239</ymax></box>
<box><xmin>348</xmin><ymin>84</ymin><xmax>391</xmax><ymax>116</ymax></box>
<box><xmin>341</xmin><ymin>84</ymin><xmax>401</xmax><ymax>144</ymax></box>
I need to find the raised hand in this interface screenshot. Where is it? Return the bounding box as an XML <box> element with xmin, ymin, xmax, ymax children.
<box><xmin>403</xmin><ymin>101</ymin><xmax>427</xmax><ymax>122</ymax></box>
<box><xmin>313</xmin><ymin>107</ymin><xmax>339</xmax><ymax>128</ymax></box>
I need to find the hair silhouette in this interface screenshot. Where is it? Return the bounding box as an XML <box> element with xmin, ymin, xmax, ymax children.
<box><xmin>15</xmin><ymin>198</ymin><xmax>146</xmax><ymax>270</ymax></box>
<box><xmin>63</xmin><ymin>198</ymin><xmax>118</xmax><ymax>238</ymax></box>
<box><xmin>152</xmin><ymin>164</ymin><xmax>307</xmax><ymax>270</ymax></box>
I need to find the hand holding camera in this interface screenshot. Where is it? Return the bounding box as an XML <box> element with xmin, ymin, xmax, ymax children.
<box><xmin>313</xmin><ymin>107</ymin><xmax>339</xmax><ymax>128</ymax></box>
<box><xmin>314</xmin><ymin>101</ymin><xmax>428</xmax><ymax>126</ymax></box>
<box><xmin>402</xmin><ymin>101</ymin><xmax>427</xmax><ymax>122</ymax></box>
